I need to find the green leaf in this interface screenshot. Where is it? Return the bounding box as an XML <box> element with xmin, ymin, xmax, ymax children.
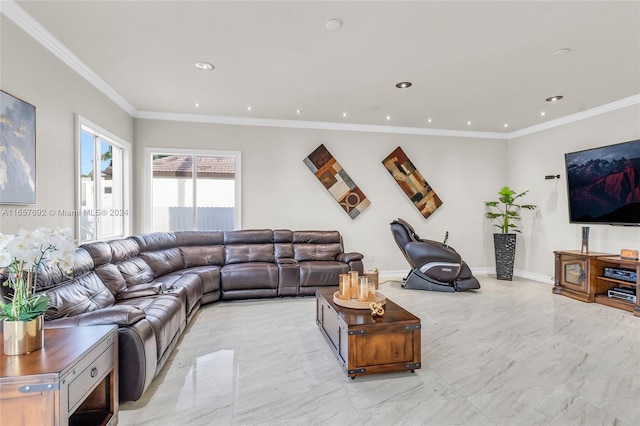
<box><xmin>484</xmin><ymin>186</ymin><xmax>536</xmax><ymax>234</ymax></box>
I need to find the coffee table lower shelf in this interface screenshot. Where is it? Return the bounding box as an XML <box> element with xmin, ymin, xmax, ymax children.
<box><xmin>316</xmin><ymin>287</ymin><xmax>421</xmax><ymax>379</ymax></box>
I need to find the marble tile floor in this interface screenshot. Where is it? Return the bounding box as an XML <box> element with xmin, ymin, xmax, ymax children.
<box><xmin>119</xmin><ymin>276</ymin><xmax>640</xmax><ymax>426</ymax></box>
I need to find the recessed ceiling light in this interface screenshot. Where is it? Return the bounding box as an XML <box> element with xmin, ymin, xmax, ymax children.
<box><xmin>296</xmin><ymin>109</ymin><xmax>301</xmax><ymax>115</ymax></box>
<box><xmin>545</xmin><ymin>95</ymin><xmax>564</xmax><ymax>102</ymax></box>
<box><xmin>195</xmin><ymin>62</ymin><xmax>214</xmax><ymax>71</ymax></box>
<box><xmin>386</xmin><ymin>115</ymin><xmax>391</xmax><ymax>120</ymax></box>
<box><xmin>427</xmin><ymin>118</ymin><xmax>432</xmax><ymax>123</ymax></box>
<box><xmin>540</xmin><ymin>111</ymin><xmax>546</xmax><ymax>116</ymax></box>
<box><xmin>395</xmin><ymin>82</ymin><xmax>412</xmax><ymax>89</ymax></box>
<box><xmin>503</xmin><ymin>123</ymin><xmax>509</xmax><ymax>128</ymax></box>
<box><xmin>247</xmin><ymin>106</ymin><xmax>253</xmax><ymax>111</ymax></box>
<box><xmin>194</xmin><ymin>103</ymin><xmax>200</xmax><ymax>108</ymax></box>
<box><xmin>342</xmin><ymin>112</ymin><xmax>348</xmax><ymax>118</ymax></box>
<box><xmin>467</xmin><ymin>121</ymin><xmax>472</xmax><ymax>126</ymax></box>
<box><xmin>325</xmin><ymin>18</ymin><xmax>342</xmax><ymax>30</ymax></box>
<box><xmin>553</xmin><ymin>48</ymin><xmax>571</xmax><ymax>56</ymax></box>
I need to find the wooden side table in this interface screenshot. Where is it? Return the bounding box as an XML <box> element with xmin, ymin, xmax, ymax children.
<box><xmin>1</xmin><ymin>325</ymin><xmax>118</xmax><ymax>426</ymax></box>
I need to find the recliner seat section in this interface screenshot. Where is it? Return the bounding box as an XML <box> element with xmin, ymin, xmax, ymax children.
<box><xmin>292</xmin><ymin>231</ymin><xmax>362</xmax><ymax>296</ymax></box>
<box><xmin>174</xmin><ymin>230</ymin><xmax>224</xmax><ymax>304</ymax></box>
<box><xmin>132</xmin><ymin>232</ymin><xmax>204</xmax><ymax>320</ymax></box>
<box><xmin>36</xmin><ymin>228</ymin><xmax>363</xmax><ymax>402</ymax></box>
<box><xmin>221</xmin><ymin>229</ymin><xmax>279</xmax><ymax>300</ymax></box>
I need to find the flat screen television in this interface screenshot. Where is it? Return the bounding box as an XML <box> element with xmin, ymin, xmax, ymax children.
<box><xmin>565</xmin><ymin>139</ymin><xmax>640</xmax><ymax>225</ymax></box>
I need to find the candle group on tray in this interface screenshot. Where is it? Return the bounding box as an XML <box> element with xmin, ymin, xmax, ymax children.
<box><xmin>339</xmin><ymin>271</ymin><xmax>375</xmax><ymax>302</ymax></box>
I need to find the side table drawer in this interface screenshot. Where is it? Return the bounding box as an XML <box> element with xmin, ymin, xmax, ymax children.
<box><xmin>68</xmin><ymin>347</ymin><xmax>113</xmax><ymax>412</ymax></box>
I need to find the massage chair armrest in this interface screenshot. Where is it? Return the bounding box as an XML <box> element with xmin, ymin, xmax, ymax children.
<box><xmin>336</xmin><ymin>252</ymin><xmax>364</xmax><ymax>263</ymax></box>
<box><xmin>44</xmin><ymin>304</ymin><xmax>146</xmax><ymax>328</ymax></box>
<box><xmin>116</xmin><ymin>282</ymin><xmax>167</xmax><ymax>301</ymax></box>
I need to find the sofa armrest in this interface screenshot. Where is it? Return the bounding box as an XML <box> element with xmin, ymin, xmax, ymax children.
<box><xmin>336</xmin><ymin>252</ymin><xmax>364</xmax><ymax>263</ymax></box>
<box><xmin>115</xmin><ymin>282</ymin><xmax>167</xmax><ymax>301</ymax></box>
<box><xmin>44</xmin><ymin>305</ymin><xmax>146</xmax><ymax>327</ymax></box>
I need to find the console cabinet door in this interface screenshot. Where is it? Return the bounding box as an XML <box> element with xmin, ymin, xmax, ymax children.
<box><xmin>560</xmin><ymin>257</ymin><xmax>588</xmax><ymax>293</ymax></box>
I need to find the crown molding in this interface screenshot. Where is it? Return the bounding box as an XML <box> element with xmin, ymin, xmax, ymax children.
<box><xmin>1</xmin><ymin>0</ymin><xmax>137</xmax><ymax>116</ymax></box>
<box><xmin>135</xmin><ymin>110</ymin><xmax>508</xmax><ymax>139</ymax></box>
<box><xmin>508</xmin><ymin>94</ymin><xmax>640</xmax><ymax>139</ymax></box>
<box><xmin>3</xmin><ymin>0</ymin><xmax>638</xmax><ymax>140</ymax></box>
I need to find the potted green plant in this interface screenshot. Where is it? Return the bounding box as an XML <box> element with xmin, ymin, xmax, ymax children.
<box><xmin>0</xmin><ymin>227</ymin><xmax>75</xmax><ymax>355</ymax></box>
<box><xmin>484</xmin><ymin>186</ymin><xmax>536</xmax><ymax>280</ymax></box>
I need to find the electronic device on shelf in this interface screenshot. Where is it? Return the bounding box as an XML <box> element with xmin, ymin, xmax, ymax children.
<box><xmin>607</xmin><ymin>287</ymin><xmax>637</xmax><ymax>303</ymax></box>
<box><xmin>603</xmin><ymin>267</ymin><xmax>638</xmax><ymax>283</ymax></box>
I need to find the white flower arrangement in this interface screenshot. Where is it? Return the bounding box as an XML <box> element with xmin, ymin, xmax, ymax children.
<box><xmin>0</xmin><ymin>227</ymin><xmax>76</xmax><ymax>321</ymax></box>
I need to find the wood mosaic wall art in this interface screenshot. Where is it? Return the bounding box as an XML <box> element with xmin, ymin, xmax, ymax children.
<box><xmin>382</xmin><ymin>146</ymin><xmax>442</xmax><ymax>219</ymax></box>
<box><xmin>304</xmin><ymin>144</ymin><xmax>370</xmax><ymax>219</ymax></box>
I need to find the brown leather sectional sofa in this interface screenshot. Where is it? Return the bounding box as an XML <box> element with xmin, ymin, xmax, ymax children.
<box><xmin>36</xmin><ymin>229</ymin><xmax>363</xmax><ymax>401</ymax></box>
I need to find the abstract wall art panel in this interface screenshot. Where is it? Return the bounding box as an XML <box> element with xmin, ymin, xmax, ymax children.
<box><xmin>304</xmin><ymin>144</ymin><xmax>370</xmax><ymax>219</ymax></box>
<box><xmin>0</xmin><ymin>91</ymin><xmax>36</xmax><ymax>204</ymax></box>
<box><xmin>382</xmin><ymin>146</ymin><xmax>442</xmax><ymax>219</ymax></box>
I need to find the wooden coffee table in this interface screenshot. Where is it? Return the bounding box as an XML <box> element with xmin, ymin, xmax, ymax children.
<box><xmin>316</xmin><ymin>287</ymin><xmax>421</xmax><ymax>378</ymax></box>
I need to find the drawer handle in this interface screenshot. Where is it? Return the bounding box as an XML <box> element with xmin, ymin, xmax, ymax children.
<box><xmin>90</xmin><ymin>367</ymin><xmax>98</xmax><ymax>378</ymax></box>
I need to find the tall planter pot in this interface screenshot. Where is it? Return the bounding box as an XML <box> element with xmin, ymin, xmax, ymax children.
<box><xmin>493</xmin><ymin>233</ymin><xmax>516</xmax><ymax>280</ymax></box>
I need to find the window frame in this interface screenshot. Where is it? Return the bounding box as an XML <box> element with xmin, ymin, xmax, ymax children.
<box><xmin>144</xmin><ymin>147</ymin><xmax>242</xmax><ymax>232</ymax></box>
<box><xmin>75</xmin><ymin>115</ymin><xmax>132</xmax><ymax>242</ymax></box>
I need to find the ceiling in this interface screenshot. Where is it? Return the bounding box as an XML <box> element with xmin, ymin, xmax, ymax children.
<box><xmin>7</xmin><ymin>0</ymin><xmax>640</xmax><ymax>135</ymax></box>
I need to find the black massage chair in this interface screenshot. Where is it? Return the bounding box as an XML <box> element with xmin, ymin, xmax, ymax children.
<box><xmin>390</xmin><ymin>218</ymin><xmax>480</xmax><ymax>292</ymax></box>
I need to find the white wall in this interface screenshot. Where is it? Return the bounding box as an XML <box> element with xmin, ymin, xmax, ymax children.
<box><xmin>508</xmin><ymin>104</ymin><xmax>640</xmax><ymax>281</ymax></box>
<box><xmin>5</xmin><ymin>14</ymin><xmax>638</xmax><ymax>280</ymax></box>
<box><xmin>134</xmin><ymin>119</ymin><xmax>506</xmax><ymax>272</ymax></box>
<box><xmin>0</xmin><ymin>17</ymin><xmax>133</xmax><ymax>235</ymax></box>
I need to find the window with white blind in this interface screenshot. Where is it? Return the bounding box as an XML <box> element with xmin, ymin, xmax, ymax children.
<box><xmin>146</xmin><ymin>148</ymin><xmax>241</xmax><ymax>232</ymax></box>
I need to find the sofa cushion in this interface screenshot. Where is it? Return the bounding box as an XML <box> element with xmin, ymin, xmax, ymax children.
<box><xmin>116</xmin><ymin>257</ymin><xmax>155</xmax><ymax>286</ymax></box>
<box><xmin>155</xmin><ymin>273</ymin><xmax>203</xmax><ymax>314</ymax></box>
<box><xmin>180</xmin><ymin>266</ymin><xmax>221</xmax><ymax>294</ymax></box>
<box><xmin>139</xmin><ymin>247</ymin><xmax>184</xmax><ymax>277</ymax></box>
<box><xmin>180</xmin><ymin>245</ymin><xmax>224</xmax><ymax>268</ymax></box>
<box><xmin>42</xmin><ymin>272</ymin><xmax>115</xmax><ymax>320</ymax></box>
<box><xmin>225</xmin><ymin>244</ymin><xmax>274</xmax><ymax>264</ymax></box>
<box><xmin>115</xmin><ymin>282</ymin><xmax>166</xmax><ymax>300</ymax></box>
<box><xmin>117</xmin><ymin>295</ymin><xmax>185</xmax><ymax>360</ymax></box>
<box><xmin>132</xmin><ymin>232</ymin><xmax>178</xmax><ymax>251</ymax></box>
<box><xmin>94</xmin><ymin>264</ymin><xmax>128</xmax><ymax>295</ymax></box>
<box><xmin>221</xmin><ymin>263</ymin><xmax>278</xmax><ymax>291</ymax></box>
<box><xmin>293</xmin><ymin>243</ymin><xmax>343</xmax><ymax>261</ymax></box>
<box><xmin>81</xmin><ymin>241</ymin><xmax>113</xmax><ymax>266</ymax></box>
<box><xmin>40</xmin><ymin>304</ymin><xmax>145</xmax><ymax>327</ymax></box>
<box><xmin>298</xmin><ymin>261</ymin><xmax>349</xmax><ymax>288</ymax></box>
<box><xmin>274</xmin><ymin>229</ymin><xmax>294</xmax><ymax>260</ymax></box>
<box><xmin>36</xmin><ymin>248</ymin><xmax>94</xmax><ymax>291</ymax></box>
<box><xmin>293</xmin><ymin>230</ymin><xmax>343</xmax><ymax>244</ymax></box>
<box><xmin>175</xmin><ymin>230</ymin><xmax>224</xmax><ymax>246</ymax></box>
<box><xmin>109</xmin><ymin>238</ymin><xmax>141</xmax><ymax>262</ymax></box>
<box><xmin>224</xmin><ymin>229</ymin><xmax>273</xmax><ymax>245</ymax></box>
<box><xmin>132</xmin><ymin>233</ymin><xmax>186</xmax><ymax>277</ymax></box>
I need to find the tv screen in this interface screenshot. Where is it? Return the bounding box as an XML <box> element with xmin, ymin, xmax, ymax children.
<box><xmin>565</xmin><ymin>139</ymin><xmax>640</xmax><ymax>225</ymax></box>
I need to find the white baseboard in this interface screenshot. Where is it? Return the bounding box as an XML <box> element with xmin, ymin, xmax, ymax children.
<box><xmin>378</xmin><ymin>270</ymin><xmax>410</xmax><ymax>282</ymax></box>
<box><xmin>514</xmin><ymin>269</ymin><xmax>554</xmax><ymax>285</ymax></box>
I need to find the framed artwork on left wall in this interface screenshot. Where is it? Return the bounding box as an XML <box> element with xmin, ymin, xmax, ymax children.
<box><xmin>0</xmin><ymin>90</ymin><xmax>36</xmax><ymax>204</ymax></box>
